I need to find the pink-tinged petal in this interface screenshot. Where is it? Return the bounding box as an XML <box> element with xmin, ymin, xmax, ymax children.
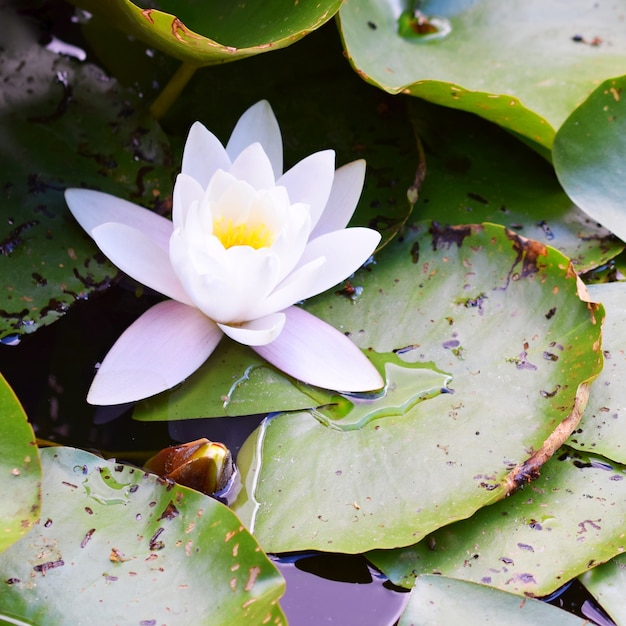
<box><xmin>181</xmin><ymin>121</ymin><xmax>231</xmax><ymax>188</ymax></box>
<box><xmin>253</xmin><ymin>306</ymin><xmax>383</xmax><ymax>392</ymax></box>
<box><xmin>92</xmin><ymin>223</ymin><xmax>193</xmax><ymax>306</ymax></box>
<box><xmin>172</xmin><ymin>173</ymin><xmax>205</xmax><ymax>230</ymax></box>
<box><xmin>310</xmin><ymin>160</ymin><xmax>366</xmax><ymax>239</ymax></box>
<box><xmin>251</xmin><ymin>227</ymin><xmax>380</xmax><ymax>317</ymax></box>
<box><xmin>228</xmin><ymin>143</ymin><xmax>276</xmax><ymax>189</ymax></box>
<box><xmin>65</xmin><ymin>188</ymin><xmax>172</xmax><ymax>251</ymax></box>
<box><xmin>87</xmin><ymin>300</ymin><xmax>223</xmax><ymax>405</ymax></box>
<box><xmin>218</xmin><ymin>312</ymin><xmax>286</xmax><ymax>347</ymax></box>
<box><xmin>226</xmin><ymin>100</ymin><xmax>283</xmax><ymax>179</ymax></box>
<box><xmin>277</xmin><ymin>150</ymin><xmax>335</xmax><ymax>230</ymax></box>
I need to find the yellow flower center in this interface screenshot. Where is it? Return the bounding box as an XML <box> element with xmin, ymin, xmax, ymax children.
<box><xmin>212</xmin><ymin>217</ymin><xmax>274</xmax><ymax>250</ymax></box>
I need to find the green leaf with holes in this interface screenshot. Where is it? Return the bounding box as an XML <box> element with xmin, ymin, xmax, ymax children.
<box><xmin>338</xmin><ymin>0</ymin><xmax>626</xmax><ymax>151</ymax></box>
<box><xmin>0</xmin><ymin>374</ymin><xmax>40</xmax><ymax>554</ymax></box>
<box><xmin>0</xmin><ymin>447</ymin><xmax>285</xmax><ymax>625</ymax></box>
<box><xmin>0</xmin><ymin>10</ymin><xmax>171</xmax><ymax>340</ymax></box>
<box><xmin>70</xmin><ymin>0</ymin><xmax>342</xmax><ymax>65</ymax></box>
<box><xmin>554</xmin><ymin>75</ymin><xmax>626</xmax><ymax>243</ymax></box>
<box><xmin>398</xmin><ymin>575</ymin><xmax>586</xmax><ymax>625</ymax></box>
<box><xmin>231</xmin><ymin>222</ymin><xmax>603</xmax><ymax>554</ymax></box>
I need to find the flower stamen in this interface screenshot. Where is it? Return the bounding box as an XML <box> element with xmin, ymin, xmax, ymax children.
<box><xmin>213</xmin><ymin>217</ymin><xmax>275</xmax><ymax>250</ymax></box>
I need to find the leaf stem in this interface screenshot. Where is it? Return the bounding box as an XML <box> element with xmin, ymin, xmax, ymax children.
<box><xmin>150</xmin><ymin>61</ymin><xmax>198</xmax><ymax>120</ymax></box>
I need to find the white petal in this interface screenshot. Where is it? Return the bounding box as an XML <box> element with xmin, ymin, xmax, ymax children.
<box><xmin>65</xmin><ymin>188</ymin><xmax>172</xmax><ymax>251</ymax></box>
<box><xmin>228</xmin><ymin>143</ymin><xmax>276</xmax><ymax>189</ymax></box>
<box><xmin>310</xmin><ymin>160</ymin><xmax>366</xmax><ymax>238</ymax></box>
<box><xmin>277</xmin><ymin>150</ymin><xmax>335</xmax><ymax>230</ymax></box>
<box><xmin>172</xmin><ymin>173</ymin><xmax>205</xmax><ymax>230</ymax></box>
<box><xmin>218</xmin><ymin>312</ymin><xmax>286</xmax><ymax>346</ymax></box>
<box><xmin>226</xmin><ymin>100</ymin><xmax>283</xmax><ymax>179</ymax></box>
<box><xmin>92</xmin><ymin>223</ymin><xmax>193</xmax><ymax>305</ymax></box>
<box><xmin>251</xmin><ymin>227</ymin><xmax>380</xmax><ymax>317</ymax></box>
<box><xmin>87</xmin><ymin>300</ymin><xmax>223</xmax><ymax>404</ymax></box>
<box><xmin>253</xmin><ymin>306</ymin><xmax>383</xmax><ymax>392</ymax></box>
<box><xmin>181</xmin><ymin>121</ymin><xmax>231</xmax><ymax>188</ymax></box>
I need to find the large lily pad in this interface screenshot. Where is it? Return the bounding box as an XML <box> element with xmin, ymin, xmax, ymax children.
<box><xmin>231</xmin><ymin>222</ymin><xmax>603</xmax><ymax>554</ymax></box>
<box><xmin>398</xmin><ymin>575</ymin><xmax>586</xmax><ymax>625</ymax></box>
<box><xmin>408</xmin><ymin>99</ymin><xmax>623</xmax><ymax>272</ymax></box>
<box><xmin>338</xmin><ymin>0</ymin><xmax>626</xmax><ymax>150</ymax></box>
<box><xmin>0</xmin><ymin>8</ymin><xmax>171</xmax><ymax>340</ymax></box>
<box><xmin>553</xmin><ymin>75</ymin><xmax>626</xmax><ymax>243</ymax></box>
<box><xmin>70</xmin><ymin>0</ymin><xmax>342</xmax><ymax>65</ymax></box>
<box><xmin>0</xmin><ymin>447</ymin><xmax>285</xmax><ymax>625</ymax></box>
<box><xmin>0</xmin><ymin>374</ymin><xmax>40</xmax><ymax>554</ymax></box>
<box><xmin>370</xmin><ymin>448</ymin><xmax>626</xmax><ymax>598</ymax></box>
<box><xmin>568</xmin><ymin>282</ymin><xmax>626</xmax><ymax>464</ymax></box>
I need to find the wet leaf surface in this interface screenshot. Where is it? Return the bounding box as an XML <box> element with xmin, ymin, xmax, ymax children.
<box><xmin>338</xmin><ymin>0</ymin><xmax>626</xmax><ymax>150</ymax></box>
<box><xmin>370</xmin><ymin>447</ymin><xmax>626</xmax><ymax>598</ymax></box>
<box><xmin>0</xmin><ymin>447</ymin><xmax>285</xmax><ymax>625</ymax></box>
<box><xmin>231</xmin><ymin>222</ymin><xmax>603</xmax><ymax>554</ymax></box>
<box><xmin>71</xmin><ymin>0</ymin><xmax>342</xmax><ymax>65</ymax></box>
<box><xmin>398</xmin><ymin>575</ymin><xmax>586</xmax><ymax>625</ymax></box>
<box><xmin>554</xmin><ymin>75</ymin><xmax>626</xmax><ymax>243</ymax></box>
<box><xmin>0</xmin><ymin>9</ymin><xmax>171</xmax><ymax>339</ymax></box>
<box><xmin>0</xmin><ymin>374</ymin><xmax>40</xmax><ymax>554</ymax></box>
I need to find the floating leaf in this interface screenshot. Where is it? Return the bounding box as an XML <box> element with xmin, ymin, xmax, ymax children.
<box><xmin>232</xmin><ymin>222</ymin><xmax>603</xmax><ymax>554</ymax></box>
<box><xmin>338</xmin><ymin>0</ymin><xmax>626</xmax><ymax>150</ymax></box>
<box><xmin>580</xmin><ymin>551</ymin><xmax>626</xmax><ymax>625</ymax></box>
<box><xmin>370</xmin><ymin>448</ymin><xmax>626</xmax><ymax>598</ymax></box>
<box><xmin>398</xmin><ymin>575</ymin><xmax>586</xmax><ymax>626</ymax></box>
<box><xmin>0</xmin><ymin>447</ymin><xmax>285</xmax><ymax>625</ymax></box>
<box><xmin>568</xmin><ymin>282</ymin><xmax>626</xmax><ymax>464</ymax></box>
<box><xmin>554</xmin><ymin>75</ymin><xmax>626</xmax><ymax>243</ymax></box>
<box><xmin>0</xmin><ymin>8</ymin><xmax>171</xmax><ymax>339</ymax></box>
<box><xmin>0</xmin><ymin>374</ymin><xmax>40</xmax><ymax>554</ymax></box>
<box><xmin>70</xmin><ymin>0</ymin><xmax>342</xmax><ymax>65</ymax></box>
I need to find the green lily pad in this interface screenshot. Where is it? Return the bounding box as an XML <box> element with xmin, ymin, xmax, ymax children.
<box><xmin>398</xmin><ymin>575</ymin><xmax>586</xmax><ymax>625</ymax></box>
<box><xmin>553</xmin><ymin>75</ymin><xmax>626</xmax><ymax>243</ymax></box>
<box><xmin>0</xmin><ymin>8</ymin><xmax>171</xmax><ymax>340</ymax></box>
<box><xmin>70</xmin><ymin>0</ymin><xmax>342</xmax><ymax>65</ymax></box>
<box><xmin>0</xmin><ymin>374</ymin><xmax>40</xmax><ymax>554</ymax></box>
<box><xmin>408</xmin><ymin>100</ymin><xmax>623</xmax><ymax>273</ymax></box>
<box><xmin>580</xmin><ymin>551</ymin><xmax>626</xmax><ymax>625</ymax></box>
<box><xmin>567</xmin><ymin>282</ymin><xmax>626</xmax><ymax>464</ymax></box>
<box><xmin>370</xmin><ymin>447</ymin><xmax>626</xmax><ymax>598</ymax></box>
<box><xmin>0</xmin><ymin>447</ymin><xmax>285</xmax><ymax>625</ymax></box>
<box><xmin>231</xmin><ymin>222</ymin><xmax>603</xmax><ymax>554</ymax></box>
<box><xmin>338</xmin><ymin>0</ymin><xmax>626</xmax><ymax>150</ymax></box>
<box><xmin>134</xmin><ymin>340</ymin><xmax>335</xmax><ymax>420</ymax></box>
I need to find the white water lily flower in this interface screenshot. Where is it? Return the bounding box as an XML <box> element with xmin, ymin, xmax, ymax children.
<box><xmin>65</xmin><ymin>100</ymin><xmax>383</xmax><ymax>405</ymax></box>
